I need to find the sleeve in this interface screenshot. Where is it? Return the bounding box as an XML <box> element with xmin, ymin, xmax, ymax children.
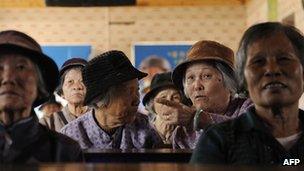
<box><xmin>190</xmin><ymin>126</ymin><xmax>226</xmax><ymax>164</ymax></box>
<box><xmin>145</xmin><ymin>122</ymin><xmax>164</xmax><ymax>148</ymax></box>
<box><xmin>39</xmin><ymin>117</ymin><xmax>50</xmax><ymax>128</ymax></box>
<box><xmin>58</xmin><ymin>133</ymin><xmax>85</xmax><ymax>162</ymax></box>
<box><xmin>172</xmin><ymin>126</ymin><xmax>203</xmax><ymax>149</ymax></box>
<box><xmin>151</xmin><ymin>130</ymin><xmax>164</xmax><ymax>148</ymax></box>
<box><xmin>60</xmin><ymin>124</ymin><xmax>68</xmax><ymax>134</ymax></box>
<box><xmin>195</xmin><ymin>111</ymin><xmax>231</xmax><ymax>130</ymax></box>
<box><xmin>209</xmin><ymin>113</ymin><xmax>232</xmax><ymax>123</ymax></box>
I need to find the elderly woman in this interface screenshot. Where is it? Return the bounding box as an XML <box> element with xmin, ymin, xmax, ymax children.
<box><xmin>143</xmin><ymin>72</ymin><xmax>182</xmax><ymax>146</ymax></box>
<box><xmin>191</xmin><ymin>22</ymin><xmax>304</xmax><ymax>165</ymax></box>
<box><xmin>40</xmin><ymin>58</ymin><xmax>89</xmax><ymax>132</ymax></box>
<box><xmin>0</xmin><ymin>30</ymin><xmax>82</xmax><ymax>162</ymax></box>
<box><xmin>61</xmin><ymin>50</ymin><xmax>162</xmax><ymax>149</ymax></box>
<box><xmin>156</xmin><ymin>40</ymin><xmax>252</xmax><ymax>149</ymax></box>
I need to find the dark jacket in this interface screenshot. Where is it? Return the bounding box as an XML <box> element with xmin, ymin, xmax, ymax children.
<box><xmin>190</xmin><ymin>106</ymin><xmax>304</xmax><ymax>165</ymax></box>
<box><xmin>0</xmin><ymin>114</ymin><xmax>83</xmax><ymax>163</ymax></box>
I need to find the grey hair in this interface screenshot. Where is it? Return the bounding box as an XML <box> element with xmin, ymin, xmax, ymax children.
<box><xmin>89</xmin><ymin>84</ymin><xmax>123</xmax><ymax>109</ymax></box>
<box><xmin>182</xmin><ymin>61</ymin><xmax>238</xmax><ymax>98</ymax></box>
<box><xmin>144</xmin><ymin>98</ymin><xmax>157</xmax><ymax>122</ymax></box>
<box><xmin>34</xmin><ymin>64</ymin><xmax>49</xmax><ymax>100</ymax></box>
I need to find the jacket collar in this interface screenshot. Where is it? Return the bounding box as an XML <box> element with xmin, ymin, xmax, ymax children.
<box><xmin>0</xmin><ymin>113</ymin><xmax>40</xmax><ymax>150</ymax></box>
<box><xmin>240</xmin><ymin>106</ymin><xmax>304</xmax><ymax>133</ymax></box>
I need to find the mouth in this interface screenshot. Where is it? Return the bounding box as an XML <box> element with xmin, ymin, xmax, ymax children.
<box><xmin>0</xmin><ymin>91</ymin><xmax>19</xmax><ymax>96</ymax></box>
<box><xmin>194</xmin><ymin>95</ymin><xmax>207</xmax><ymax>100</ymax></box>
<box><xmin>72</xmin><ymin>93</ymin><xmax>83</xmax><ymax>96</ymax></box>
<box><xmin>263</xmin><ymin>81</ymin><xmax>287</xmax><ymax>89</ymax></box>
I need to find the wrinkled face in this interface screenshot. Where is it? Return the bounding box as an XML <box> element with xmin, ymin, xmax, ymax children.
<box><xmin>184</xmin><ymin>62</ymin><xmax>230</xmax><ymax>111</ymax></box>
<box><xmin>106</xmin><ymin>79</ymin><xmax>140</xmax><ymax>123</ymax></box>
<box><xmin>0</xmin><ymin>54</ymin><xmax>38</xmax><ymax>113</ymax></box>
<box><xmin>153</xmin><ymin>88</ymin><xmax>181</xmax><ymax>120</ymax></box>
<box><xmin>62</xmin><ymin>68</ymin><xmax>86</xmax><ymax>105</ymax></box>
<box><xmin>244</xmin><ymin>32</ymin><xmax>304</xmax><ymax>108</ymax></box>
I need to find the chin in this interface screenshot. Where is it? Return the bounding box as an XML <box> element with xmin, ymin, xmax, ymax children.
<box><xmin>69</xmin><ymin>100</ymin><xmax>85</xmax><ymax>105</ymax></box>
<box><xmin>261</xmin><ymin>98</ymin><xmax>286</xmax><ymax>108</ymax></box>
<box><xmin>193</xmin><ymin>102</ymin><xmax>204</xmax><ymax>110</ymax></box>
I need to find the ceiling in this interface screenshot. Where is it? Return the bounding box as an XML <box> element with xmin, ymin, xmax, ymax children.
<box><xmin>0</xmin><ymin>0</ymin><xmax>248</xmax><ymax>7</ymax></box>
<box><xmin>137</xmin><ymin>0</ymin><xmax>247</xmax><ymax>6</ymax></box>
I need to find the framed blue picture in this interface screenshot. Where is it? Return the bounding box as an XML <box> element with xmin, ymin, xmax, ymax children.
<box><xmin>42</xmin><ymin>45</ymin><xmax>91</xmax><ymax>68</ymax></box>
<box><xmin>132</xmin><ymin>42</ymin><xmax>193</xmax><ymax>70</ymax></box>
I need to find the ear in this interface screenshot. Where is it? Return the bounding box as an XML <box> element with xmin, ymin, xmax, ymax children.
<box><xmin>302</xmin><ymin>70</ymin><xmax>304</xmax><ymax>91</ymax></box>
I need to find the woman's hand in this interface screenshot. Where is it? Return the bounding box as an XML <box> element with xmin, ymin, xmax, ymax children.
<box><xmin>155</xmin><ymin>98</ymin><xmax>196</xmax><ymax>126</ymax></box>
<box><xmin>154</xmin><ymin>117</ymin><xmax>175</xmax><ymax>144</ymax></box>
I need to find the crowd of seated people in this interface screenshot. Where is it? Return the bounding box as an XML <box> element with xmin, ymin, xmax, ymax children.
<box><xmin>0</xmin><ymin>21</ymin><xmax>303</xmax><ymax>165</ymax></box>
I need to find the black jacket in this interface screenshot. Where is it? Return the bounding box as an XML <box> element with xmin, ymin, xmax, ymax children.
<box><xmin>190</xmin><ymin>107</ymin><xmax>304</xmax><ymax>165</ymax></box>
<box><xmin>0</xmin><ymin>115</ymin><xmax>83</xmax><ymax>163</ymax></box>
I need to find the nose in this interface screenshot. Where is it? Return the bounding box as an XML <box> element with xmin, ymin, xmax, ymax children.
<box><xmin>0</xmin><ymin>66</ymin><xmax>16</xmax><ymax>86</ymax></box>
<box><xmin>193</xmin><ymin>78</ymin><xmax>204</xmax><ymax>91</ymax></box>
<box><xmin>72</xmin><ymin>81</ymin><xmax>84</xmax><ymax>91</ymax></box>
<box><xmin>264</xmin><ymin>58</ymin><xmax>282</xmax><ymax>78</ymax></box>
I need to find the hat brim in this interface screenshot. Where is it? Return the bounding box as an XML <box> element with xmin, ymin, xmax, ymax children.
<box><xmin>142</xmin><ymin>83</ymin><xmax>176</xmax><ymax>106</ymax></box>
<box><xmin>172</xmin><ymin>57</ymin><xmax>234</xmax><ymax>91</ymax></box>
<box><xmin>59</xmin><ymin>63</ymin><xmax>86</xmax><ymax>77</ymax></box>
<box><xmin>0</xmin><ymin>44</ymin><xmax>59</xmax><ymax>107</ymax></box>
<box><xmin>83</xmin><ymin>66</ymin><xmax>147</xmax><ymax>105</ymax></box>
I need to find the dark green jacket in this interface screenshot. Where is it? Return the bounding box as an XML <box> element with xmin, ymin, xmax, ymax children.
<box><xmin>191</xmin><ymin>107</ymin><xmax>304</xmax><ymax>165</ymax></box>
<box><xmin>0</xmin><ymin>115</ymin><xmax>82</xmax><ymax>163</ymax></box>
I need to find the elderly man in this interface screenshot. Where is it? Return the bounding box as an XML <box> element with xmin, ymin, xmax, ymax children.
<box><xmin>191</xmin><ymin>22</ymin><xmax>304</xmax><ymax>165</ymax></box>
<box><xmin>0</xmin><ymin>30</ymin><xmax>82</xmax><ymax>163</ymax></box>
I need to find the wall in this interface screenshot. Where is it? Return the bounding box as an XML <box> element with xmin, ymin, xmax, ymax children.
<box><xmin>246</xmin><ymin>0</ymin><xmax>304</xmax><ymax>32</ymax></box>
<box><xmin>245</xmin><ymin>0</ymin><xmax>268</xmax><ymax>27</ymax></box>
<box><xmin>0</xmin><ymin>5</ymin><xmax>246</xmax><ymax>62</ymax></box>
<box><xmin>277</xmin><ymin>0</ymin><xmax>304</xmax><ymax>31</ymax></box>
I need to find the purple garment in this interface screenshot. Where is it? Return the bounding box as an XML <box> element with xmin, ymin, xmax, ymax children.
<box><xmin>172</xmin><ymin>97</ymin><xmax>253</xmax><ymax>149</ymax></box>
<box><xmin>60</xmin><ymin>110</ymin><xmax>162</xmax><ymax>150</ymax></box>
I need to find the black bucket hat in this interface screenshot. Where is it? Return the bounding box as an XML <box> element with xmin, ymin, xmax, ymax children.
<box><xmin>142</xmin><ymin>72</ymin><xmax>178</xmax><ymax>106</ymax></box>
<box><xmin>59</xmin><ymin>58</ymin><xmax>88</xmax><ymax>77</ymax></box>
<box><xmin>82</xmin><ymin>50</ymin><xmax>147</xmax><ymax>105</ymax></box>
<box><xmin>0</xmin><ymin>30</ymin><xmax>59</xmax><ymax>107</ymax></box>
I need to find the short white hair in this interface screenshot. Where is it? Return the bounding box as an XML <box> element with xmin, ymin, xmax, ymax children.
<box><xmin>183</xmin><ymin>61</ymin><xmax>238</xmax><ymax>98</ymax></box>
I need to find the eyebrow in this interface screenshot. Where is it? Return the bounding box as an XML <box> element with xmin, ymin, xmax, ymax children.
<box><xmin>186</xmin><ymin>68</ymin><xmax>214</xmax><ymax>74</ymax></box>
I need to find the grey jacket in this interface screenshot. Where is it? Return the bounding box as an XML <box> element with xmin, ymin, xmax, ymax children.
<box><xmin>39</xmin><ymin>106</ymin><xmax>90</xmax><ymax>132</ymax></box>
